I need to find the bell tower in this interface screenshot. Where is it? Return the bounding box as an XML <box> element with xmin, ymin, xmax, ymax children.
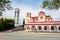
<box><xmin>15</xmin><ymin>8</ymin><xmax>20</xmax><ymax>26</ymax></box>
<box><xmin>25</xmin><ymin>12</ymin><xmax>31</xmax><ymax>24</ymax></box>
<box><xmin>26</xmin><ymin>12</ymin><xmax>31</xmax><ymax>17</ymax></box>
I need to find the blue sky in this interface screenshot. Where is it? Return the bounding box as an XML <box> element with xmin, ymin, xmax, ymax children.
<box><xmin>12</xmin><ymin>0</ymin><xmax>43</xmax><ymax>8</ymax></box>
<box><xmin>1</xmin><ymin>0</ymin><xmax>60</xmax><ymax>24</ymax></box>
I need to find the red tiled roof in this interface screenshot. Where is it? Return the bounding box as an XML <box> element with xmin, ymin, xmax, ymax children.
<box><xmin>46</xmin><ymin>16</ymin><xmax>51</xmax><ymax>19</ymax></box>
<box><xmin>31</xmin><ymin>17</ymin><xmax>38</xmax><ymax>22</ymax></box>
<box><xmin>39</xmin><ymin>11</ymin><xmax>45</xmax><ymax>13</ymax></box>
<box><xmin>46</xmin><ymin>16</ymin><xmax>50</xmax><ymax>17</ymax></box>
<box><xmin>39</xmin><ymin>11</ymin><xmax>45</xmax><ymax>15</ymax></box>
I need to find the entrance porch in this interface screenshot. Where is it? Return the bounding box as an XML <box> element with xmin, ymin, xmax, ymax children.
<box><xmin>25</xmin><ymin>25</ymin><xmax>60</xmax><ymax>32</ymax></box>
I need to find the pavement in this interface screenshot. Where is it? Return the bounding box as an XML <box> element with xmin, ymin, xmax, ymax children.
<box><xmin>0</xmin><ymin>31</ymin><xmax>60</xmax><ymax>40</ymax></box>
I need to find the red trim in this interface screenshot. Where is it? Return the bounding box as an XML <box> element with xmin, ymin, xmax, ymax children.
<box><xmin>31</xmin><ymin>16</ymin><xmax>38</xmax><ymax>18</ymax></box>
<box><xmin>25</xmin><ymin>24</ymin><xmax>60</xmax><ymax>25</ymax></box>
<box><xmin>28</xmin><ymin>21</ymin><xmax>60</xmax><ymax>23</ymax></box>
<box><xmin>25</xmin><ymin>21</ymin><xmax>60</xmax><ymax>25</ymax></box>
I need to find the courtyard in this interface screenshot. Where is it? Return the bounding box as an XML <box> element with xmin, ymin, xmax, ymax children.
<box><xmin>0</xmin><ymin>31</ymin><xmax>60</xmax><ymax>40</ymax></box>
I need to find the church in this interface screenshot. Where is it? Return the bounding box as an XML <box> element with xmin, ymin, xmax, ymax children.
<box><xmin>24</xmin><ymin>11</ymin><xmax>60</xmax><ymax>32</ymax></box>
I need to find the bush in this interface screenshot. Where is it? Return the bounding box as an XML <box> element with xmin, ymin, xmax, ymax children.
<box><xmin>0</xmin><ymin>18</ymin><xmax>15</xmax><ymax>31</ymax></box>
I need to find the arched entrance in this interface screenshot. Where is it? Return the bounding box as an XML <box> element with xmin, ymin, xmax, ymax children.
<box><xmin>44</xmin><ymin>26</ymin><xmax>49</xmax><ymax>32</ymax></box>
<box><xmin>51</xmin><ymin>26</ymin><xmax>57</xmax><ymax>32</ymax></box>
<box><xmin>58</xmin><ymin>26</ymin><xmax>60</xmax><ymax>30</ymax></box>
<box><xmin>37</xmin><ymin>26</ymin><xmax>42</xmax><ymax>32</ymax></box>
<box><xmin>31</xmin><ymin>26</ymin><xmax>35</xmax><ymax>32</ymax></box>
<box><xmin>38</xmin><ymin>26</ymin><xmax>41</xmax><ymax>30</ymax></box>
<box><xmin>26</xmin><ymin>25</ymin><xmax>31</xmax><ymax>31</ymax></box>
<box><xmin>51</xmin><ymin>26</ymin><xmax>54</xmax><ymax>30</ymax></box>
<box><xmin>44</xmin><ymin>26</ymin><xmax>47</xmax><ymax>30</ymax></box>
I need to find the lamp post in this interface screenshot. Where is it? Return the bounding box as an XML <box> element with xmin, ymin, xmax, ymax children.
<box><xmin>15</xmin><ymin>8</ymin><xmax>20</xmax><ymax>27</ymax></box>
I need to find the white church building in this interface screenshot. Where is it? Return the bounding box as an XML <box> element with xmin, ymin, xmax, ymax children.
<box><xmin>24</xmin><ymin>11</ymin><xmax>60</xmax><ymax>32</ymax></box>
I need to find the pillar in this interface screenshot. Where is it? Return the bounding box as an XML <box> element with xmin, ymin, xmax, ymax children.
<box><xmin>49</xmin><ymin>26</ymin><xmax>51</xmax><ymax>32</ymax></box>
<box><xmin>35</xmin><ymin>26</ymin><xmax>38</xmax><ymax>31</ymax></box>
<box><xmin>26</xmin><ymin>26</ymin><xmax>27</xmax><ymax>31</ymax></box>
<box><xmin>42</xmin><ymin>26</ymin><xmax>44</xmax><ymax>32</ymax></box>
<box><xmin>57</xmin><ymin>26</ymin><xmax>59</xmax><ymax>32</ymax></box>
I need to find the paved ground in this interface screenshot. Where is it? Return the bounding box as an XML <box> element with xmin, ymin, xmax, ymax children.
<box><xmin>0</xmin><ymin>31</ymin><xmax>60</xmax><ymax>40</ymax></box>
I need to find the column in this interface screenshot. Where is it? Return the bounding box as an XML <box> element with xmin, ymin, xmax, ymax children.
<box><xmin>49</xmin><ymin>26</ymin><xmax>51</xmax><ymax>32</ymax></box>
<box><xmin>42</xmin><ymin>26</ymin><xmax>44</xmax><ymax>32</ymax></box>
<box><xmin>57</xmin><ymin>26</ymin><xmax>59</xmax><ymax>32</ymax></box>
<box><xmin>35</xmin><ymin>26</ymin><xmax>38</xmax><ymax>31</ymax></box>
<box><xmin>26</xmin><ymin>26</ymin><xmax>27</xmax><ymax>31</ymax></box>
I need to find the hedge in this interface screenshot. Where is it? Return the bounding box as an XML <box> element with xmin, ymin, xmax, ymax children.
<box><xmin>0</xmin><ymin>18</ymin><xmax>15</xmax><ymax>31</ymax></box>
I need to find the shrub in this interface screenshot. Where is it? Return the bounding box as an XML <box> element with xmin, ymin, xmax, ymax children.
<box><xmin>0</xmin><ymin>18</ymin><xmax>15</xmax><ymax>31</ymax></box>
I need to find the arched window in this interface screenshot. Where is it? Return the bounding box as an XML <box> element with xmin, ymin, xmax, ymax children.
<box><xmin>40</xmin><ymin>16</ymin><xmax>43</xmax><ymax>19</ymax></box>
<box><xmin>38</xmin><ymin>26</ymin><xmax>41</xmax><ymax>30</ymax></box>
<box><xmin>48</xmin><ymin>19</ymin><xmax>50</xmax><ymax>20</ymax></box>
<box><xmin>27</xmin><ymin>19</ymin><xmax>29</xmax><ymax>22</ymax></box>
<box><xmin>59</xmin><ymin>26</ymin><xmax>60</xmax><ymax>30</ymax></box>
<box><xmin>51</xmin><ymin>26</ymin><xmax>54</xmax><ymax>30</ymax></box>
<box><xmin>44</xmin><ymin>26</ymin><xmax>47</xmax><ymax>30</ymax></box>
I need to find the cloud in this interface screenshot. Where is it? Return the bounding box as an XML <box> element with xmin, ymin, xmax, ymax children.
<box><xmin>1</xmin><ymin>1</ymin><xmax>60</xmax><ymax>24</ymax></box>
<box><xmin>48</xmin><ymin>9</ymin><xmax>60</xmax><ymax>21</ymax></box>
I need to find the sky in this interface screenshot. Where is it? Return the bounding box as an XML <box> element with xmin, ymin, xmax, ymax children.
<box><xmin>1</xmin><ymin>0</ymin><xmax>60</xmax><ymax>25</ymax></box>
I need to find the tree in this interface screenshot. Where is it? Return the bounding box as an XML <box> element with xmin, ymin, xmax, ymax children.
<box><xmin>23</xmin><ymin>19</ymin><xmax>25</xmax><ymax>26</ymax></box>
<box><xmin>0</xmin><ymin>0</ymin><xmax>12</xmax><ymax>16</ymax></box>
<box><xmin>23</xmin><ymin>19</ymin><xmax>25</xmax><ymax>30</ymax></box>
<box><xmin>42</xmin><ymin>0</ymin><xmax>60</xmax><ymax>10</ymax></box>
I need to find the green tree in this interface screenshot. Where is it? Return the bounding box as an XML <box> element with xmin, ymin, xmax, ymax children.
<box><xmin>42</xmin><ymin>0</ymin><xmax>60</xmax><ymax>10</ymax></box>
<box><xmin>0</xmin><ymin>0</ymin><xmax>12</xmax><ymax>16</ymax></box>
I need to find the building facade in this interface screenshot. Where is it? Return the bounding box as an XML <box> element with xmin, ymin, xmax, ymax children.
<box><xmin>24</xmin><ymin>11</ymin><xmax>60</xmax><ymax>32</ymax></box>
